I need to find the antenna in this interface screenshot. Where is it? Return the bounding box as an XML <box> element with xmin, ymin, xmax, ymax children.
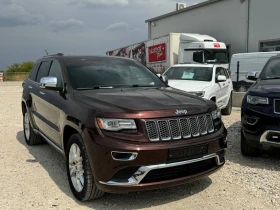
<box><xmin>44</xmin><ymin>49</ymin><xmax>48</xmax><ymax>55</ymax></box>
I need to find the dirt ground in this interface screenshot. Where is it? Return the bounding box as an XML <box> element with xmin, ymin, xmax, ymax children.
<box><xmin>0</xmin><ymin>85</ymin><xmax>279</xmax><ymax>210</ymax></box>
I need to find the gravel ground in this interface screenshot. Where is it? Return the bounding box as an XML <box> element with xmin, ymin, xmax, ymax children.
<box><xmin>0</xmin><ymin>85</ymin><xmax>279</xmax><ymax>210</ymax></box>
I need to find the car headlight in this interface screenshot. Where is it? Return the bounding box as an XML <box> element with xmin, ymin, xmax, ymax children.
<box><xmin>212</xmin><ymin>108</ymin><xmax>221</xmax><ymax>120</ymax></box>
<box><xmin>247</xmin><ymin>95</ymin><xmax>269</xmax><ymax>105</ymax></box>
<box><xmin>96</xmin><ymin>118</ymin><xmax>137</xmax><ymax>131</ymax></box>
<box><xmin>188</xmin><ymin>91</ymin><xmax>205</xmax><ymax>97</ymax></box>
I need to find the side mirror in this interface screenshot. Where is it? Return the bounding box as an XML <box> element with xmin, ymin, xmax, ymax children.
<box><xmin>193</xmin><ymin>51</ymin><xmax>203</xmax><ymax>63</ymax></box>
<box><xmin>40</xmin><ymin>77</ymin><xmax>63</xmax><ymax>91</ymax></box>
<box><xmin>217</xmin><ymin>75</ymin><xmax>227</xmax><ymax>82</ymax></box>
<box><xmin>161</xmin><ymin>75</ymin><xmax>168</xmax><ymax>85</ymax></box>
<box><xmin>246</xmin><ymin>71</ymin><xmax>258</xmax><ymax>81</ymax></box>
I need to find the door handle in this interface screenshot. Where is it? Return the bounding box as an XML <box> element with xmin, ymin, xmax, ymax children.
<box><xmin>28</xmin><ymin>86</ymin><xmax>33</xmax><ymax>89</ymax></box>
<box><xmin>39</xmin><ymin>91</ymin><xmax>45</xmax><ymax>95</ymax></box>
<box><xmin>223</xmin><ymin>83</ymin><xmax>225</xmax><ymax>86</ymax></box>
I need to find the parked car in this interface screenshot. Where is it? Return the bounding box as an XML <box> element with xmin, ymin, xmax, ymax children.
<box><xmin>162</xmin><ymin>64</ymin><xmax>233</xmax><ymax>115</ymax></box>
<box><xmin>241</xmin><ymin>55</ymin><xmax>280</xmax><ymax>156</ymax></box>
<box><xmin>21</xmin><ymin>54</ymin><xmax>227</xmax><ymax>201</ymax></box>
<box><xmin>229</xmin><ymin>51</ymin><xmax>280</xmax><ymax>92</ymax></box>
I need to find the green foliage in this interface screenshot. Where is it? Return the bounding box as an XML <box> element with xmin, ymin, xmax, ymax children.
<box><xmin>6</xmin><ymin>61</ymin><xmax>34</xmax><ymax>73</ymax></box>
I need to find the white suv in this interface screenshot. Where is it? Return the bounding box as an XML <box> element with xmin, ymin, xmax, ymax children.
<box><xmin>162</xmin><ymin>64</ymin><xmax>233</xmax><ymax>115</ymax></box>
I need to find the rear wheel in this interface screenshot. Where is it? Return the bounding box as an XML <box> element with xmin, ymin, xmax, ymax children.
<box><xmin>241</xmin><ymin>130</ymin><xmax>261</xmax><ymax>156</ymax></box>
<box><xmin>23</xmin><ymin>111</ymin><xmax>44</xmax><ymax>145</ymax></box>
<box><xmin>66</xmin><ymin>134</ymin><xmax>104</xmax><ymax>201</ymax></box>
<box><xmin>222</xmin><ymin>93</ymin><xmax>232</xmax><ymax>115</ymax></box>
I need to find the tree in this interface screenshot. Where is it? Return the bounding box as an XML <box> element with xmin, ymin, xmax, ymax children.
<box><xmin>6</xmin><ymin>61</ymin><xmax>34</xmax><ymax>73</ymax></box>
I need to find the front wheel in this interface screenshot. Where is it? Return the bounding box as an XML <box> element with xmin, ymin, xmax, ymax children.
<box><xmin>222</xmin><ymin>93</ymin><xmax>232</xmax><ymax>115</ymax></box>
<box><xmin>66</xmin><ymin>134</ymin><xmax>104</xmax><ymax>201</ymax></box>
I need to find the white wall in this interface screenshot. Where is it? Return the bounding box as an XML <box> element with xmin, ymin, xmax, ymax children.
<box><xmin>149</xmin><ymin>0</ymin><xmax>248</xmax><ymax>56</ymax></box>
<box><xmin>248</xmin><ymin>0</ymin><xmax>280</xmax><ymax>52</ymax></box>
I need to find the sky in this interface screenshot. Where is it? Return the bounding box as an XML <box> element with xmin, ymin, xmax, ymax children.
<box><xmin>0</xmin><ymin>0</ymin><xmax>203</xmax><ymax>70</ymax></box>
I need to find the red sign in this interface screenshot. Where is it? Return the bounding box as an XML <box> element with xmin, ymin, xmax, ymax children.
<box><xmin>148</xmin><ymin>43</ymin><xmax>166</xmax><ymax>62</ymax></box>
<box><xmin>214</xmin><ymin>43</ymin><xmax>220</xmax><ymax>48</ymax></box>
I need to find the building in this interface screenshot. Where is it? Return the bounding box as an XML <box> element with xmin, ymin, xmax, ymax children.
<box><xmin>145</xmin><ymin>0</ymin><xmax>280</xmax><ymax>57</ymax></box>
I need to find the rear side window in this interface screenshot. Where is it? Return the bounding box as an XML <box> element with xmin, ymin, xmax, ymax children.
<box><xmin>29</xmin><ymin>62</ymin><xmax>40</xmax><ymax>81</ymax></box>
<box><xmin>48</xmin><ymin>60</ymin><xmax>63</xmax><ymax>87</ymax></box>
<box><xmin>36</xmin><ymin>61</ymin><xmax>52</xmax><ymax>83</ymax></box>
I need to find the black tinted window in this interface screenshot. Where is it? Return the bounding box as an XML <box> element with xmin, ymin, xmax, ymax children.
<box><xmin>36</xmin><ymin>61</ymin><xmax>51</xmax><ymax>83</ymax></box>
<box><xmin>216</xmin><ymin>67</ymin><xmax>226</xmax><ymax>77</ymax></box>
<box><xmin>48</xmin><ymin>60</ymin><xmax>63</xmax><ymax>87</ymax></box>
<box><xmin>259</xmin><ymin>58</ymin><xmax>280</xmax><ymax>80</ymax></box>
<box><xmin>29</xmin><ymin>62</ymin><xmax>40</xmax><ymax>81</ymax></box>
<box><xmin>66</xmin><ymin>57</ymin><xmax>165</xmax><ymax>89</ymax></box>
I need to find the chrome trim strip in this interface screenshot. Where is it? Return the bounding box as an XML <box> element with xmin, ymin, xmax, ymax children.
<box><xmin>111</xmin><ymin>151</ymin><xmax>138</xmax><ymax>161</ymax></box>
<box><xmin>260</xmin><ymin>130</ymin><xmax>280</xmax><ymax>145</ymax></box>
<box><xmin>34</xmin><ymin>129</ymin><xmax>64</xmax><ymax>155</ymax></box>
<box><xmin>99</xmin><ymin>153</ymin><xmax>223</xmax><ymax>186</ymax></box>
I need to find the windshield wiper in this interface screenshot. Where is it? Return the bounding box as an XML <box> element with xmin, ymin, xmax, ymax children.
<box><xmin>77</xmin><ymin>86</ymin><xmax>113</xmax><ymax>90</ymax></box>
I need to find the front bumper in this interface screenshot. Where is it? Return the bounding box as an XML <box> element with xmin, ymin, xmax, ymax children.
<box><xmin>82</xmin><ymin>125</ymin><xmax>227</xmax><ymax>193</ymax></box>
<box><xmin>242</xmin><ymin>106</ymin><xmax>280</xmax><ymax>148</ymax></box>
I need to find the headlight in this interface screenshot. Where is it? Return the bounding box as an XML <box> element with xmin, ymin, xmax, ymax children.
<box><xmin>247</xmin><ymin>95</ymin><xmax>269</xmax><ymax>105</ymax></box>
<box><xmin>188</xmin><ymin>91</ymin><xmax>205</xmax><ymax>97</ymax></box>
<box><xmin>96</xmin><ymin>118</ymin><xmax>136</xmax><ymax>131</ymax></box>
<box><xmin>212</xmin><ymin>108</ymin><xmax>221</xmax><ymax>120</ymax></box>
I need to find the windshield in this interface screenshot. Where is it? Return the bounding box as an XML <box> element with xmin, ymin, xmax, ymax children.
<box><xmin>164</xmin><ymin>66</ymin><xmax>213</xmax><ymax>81</ymax></box>
<box><xmin>259</xmin><ymin>58</ymin><xmax>280</xmax><ymax>80</ymax></box>
<box><xmin>205</xmin><ymin>50</ymin><xmax>228</xmax><ymax>64</ymax></box>
<box><xmin>66</xmin><ymin>57</ymin><xmax>165</xmax><ymax>89</ymax></box>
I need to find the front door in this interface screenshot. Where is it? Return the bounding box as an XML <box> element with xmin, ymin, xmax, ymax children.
<box><xmin>215</xmin><ymin>67</ymin><xmax>228</xmax><ymax>108</ymax></box>
<box><xmin>42</xmin><ymin>60</ymin><xmax>65</xmax><ymax>147</ymax></box>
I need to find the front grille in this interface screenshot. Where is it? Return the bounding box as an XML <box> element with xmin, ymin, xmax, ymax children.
<box><xmin>140</xmin><ymin>158</ymin><xmax>217</xmax><ymax>184</ymax></box>
<box><xmin>145</xmin><ymin>114</ymin><xmax>214</xmax><ymax>141</ymax></box>
<box><xmin>275</xmin><ymin>100</ymin><xmax>280</xmax><ymax>113</ymax></box>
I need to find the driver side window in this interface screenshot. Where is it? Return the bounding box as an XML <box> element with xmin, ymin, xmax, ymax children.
<box><xmin>48</xmin><ymin>60</ymin><xmax>63</xmax><ymax>87</ymax></box>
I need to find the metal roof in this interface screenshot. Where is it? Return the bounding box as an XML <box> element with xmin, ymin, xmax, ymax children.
<box><xmin>145</xmin><ymin>0</ymin><xmax>224</xmax><ymax>23</ymax></box>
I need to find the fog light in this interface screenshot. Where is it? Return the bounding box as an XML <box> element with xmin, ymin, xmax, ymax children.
<box><xmin>246</xmin><ymin>117</ymin><xmax>258</xmax><ymax>125</ymax></box>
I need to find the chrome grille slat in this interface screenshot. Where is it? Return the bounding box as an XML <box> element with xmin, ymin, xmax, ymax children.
<box><xmin>145</xmin><ymin>114</ymin><xmax>215</xmax><ymax>141</ymax></box>
<box><xmin>145</xmin><ymin>121</ymin><xmax>159</xmax><ymax>141</ymax></box>
<box><xmin>157</xmin><ymin>120</ymin><xmax>171</xmax><ymax>140</ymax></box>
<box><xmin>169</xmin><ymin>119</ymin><xmax>181</xmax><ymax>140</ymax></box>
<box><xmin>180</xmin><ymin>118</ymin><xmax>191</xmax><ymax>138</ymax></box>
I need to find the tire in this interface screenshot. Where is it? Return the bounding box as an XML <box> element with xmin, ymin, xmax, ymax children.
<box><xmin>66</xmin><ymin>134</ymin><xmax>104</xmax><ymax>201</ymax></box>
<box><xmin>23</xmin><ymin>110</ymin><xmax>44</xmax><ymax>146</ymax></box>
<box><xmin>241</xmin><ymin>130</ymin><xmax>261</xmax><ymax>156</ymax></box>
<box><xmin>221</xmin><ymin>93</ymin><xmax>232</xmax><ymax>115</ymax></box>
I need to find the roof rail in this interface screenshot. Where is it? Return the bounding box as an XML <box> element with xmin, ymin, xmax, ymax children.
<box><xmin>43</xmin><ymin>53</ymin><xmax>64</xmax><ymax>57</ymax></box>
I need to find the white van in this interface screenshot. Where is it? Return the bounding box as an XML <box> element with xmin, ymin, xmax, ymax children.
<box><xmin>229</xmin><ymin>51</ymin><xmax>280</xmax><ymax>91</ymax></box>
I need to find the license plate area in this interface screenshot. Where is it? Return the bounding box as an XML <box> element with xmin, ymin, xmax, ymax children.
<box><xmin>168</xmin><ymin>144</ymin><xmax>208</xmax><ymax>163</ymax></box>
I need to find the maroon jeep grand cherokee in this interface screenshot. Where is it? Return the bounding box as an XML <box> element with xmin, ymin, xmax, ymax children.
<box><xmin>21</xmin><ymin>54</ymin><xmax>227</xmax><ymax>201</ymax></box>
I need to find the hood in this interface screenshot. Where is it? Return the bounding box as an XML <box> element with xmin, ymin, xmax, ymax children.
<box><xmin>168</xmin><ymin>80</ymin><xmax>212</xmax><ymax>92</ymax></box>
<box><xmin>248</xmin><ymin>79</ymin><xmax>280</xmax><ymax>97</ymax></box>
<box><xmin>74</xmin><ymin>87</ymin><xmax>216</xmax><ymax>119</ymax></box>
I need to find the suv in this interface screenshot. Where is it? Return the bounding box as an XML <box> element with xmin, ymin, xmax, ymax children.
<box><xmin>241</xmin><ymin>55</ymin><xmax>280</xmax><ymax>156</ymax></box>
<box><xmin>21</xmin><ymin>54</ymin><xmax>227</xmax><ymax>201</ymax></box>
<box><xmin>162</xmin><ymin>64</ymin><xmax>233</xmax><ymax>115</ymax></box>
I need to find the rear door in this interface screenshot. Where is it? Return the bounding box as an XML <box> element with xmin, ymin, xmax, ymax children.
<box><xmin>22</xmin><ymin>62</ymin><xmax>40</xmax><ymax>124</ymax></box>
<box><xmin>32</xmin><ymin>60</ymin><xmax>52</xmax><ymax>136</ymax></box>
